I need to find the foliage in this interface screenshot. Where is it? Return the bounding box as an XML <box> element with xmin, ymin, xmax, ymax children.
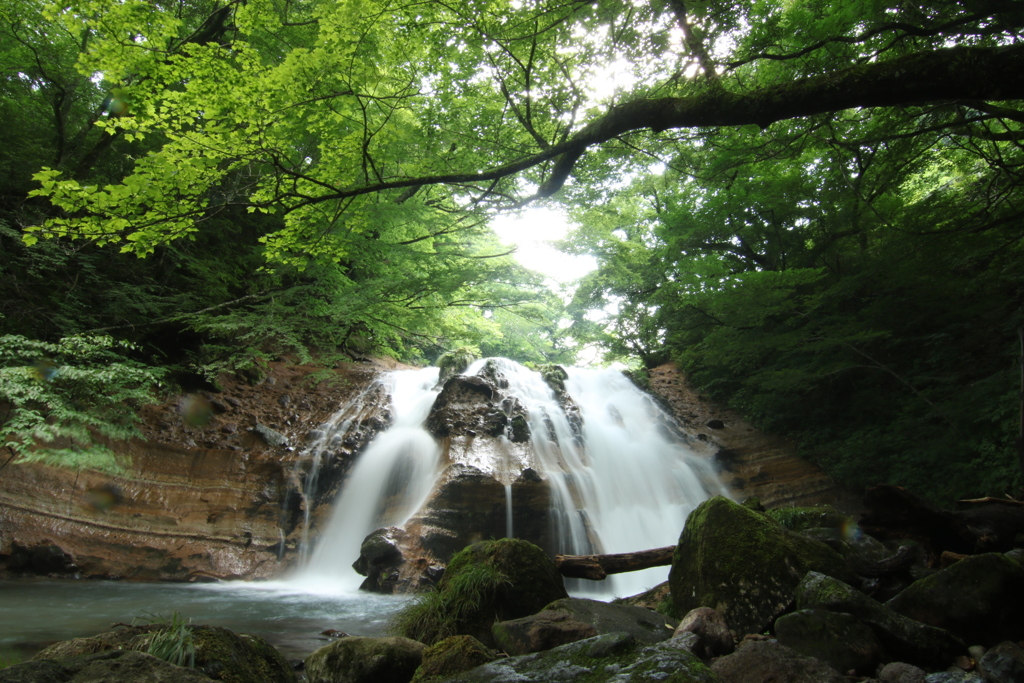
<box><xmin>0</xmin><ymin>334</ymin><xmax>161</xmax><ymax>471</ymax></box>
<box><xmin>132</xmin><ymin>612</ymin><xmax>196</xmax><ymax>669</ymax></box>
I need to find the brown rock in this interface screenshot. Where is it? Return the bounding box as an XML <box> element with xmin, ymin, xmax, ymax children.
<box><xmin>710</xmin><ymin>639</ymin><xmax>847</xmax><ymax>683</ymax></box>
<box><xmin>673</xmin><ymin>607</ymin><xmax>734</xmax><ymax>658</ymax></box>
<box><xmin>491</xmin><ymin>610</ymin><xmax>598</xmax><ymax>655</ymax></box>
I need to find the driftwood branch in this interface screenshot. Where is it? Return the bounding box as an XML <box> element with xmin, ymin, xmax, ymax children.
<box><xmin>555</xmin><ymin>546</ymin><xmax>675</xmax><ymax>580</ymax></box>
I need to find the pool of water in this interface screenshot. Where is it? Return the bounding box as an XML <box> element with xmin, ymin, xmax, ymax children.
<box><xmin>0</xmin><ymin>578</ymin><xmax>411</xmax><ymax>663</ymax></box>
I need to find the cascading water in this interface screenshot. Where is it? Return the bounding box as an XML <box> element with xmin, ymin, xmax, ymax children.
<box><xmin>294</xmin><ymin>359</ymin><xmax>727</xmax><ymax>598</ymax></box>
<box><xmin>294</xmin><ymin>367</ymin><xmax>442</xmax><ymax>591</ymax></box>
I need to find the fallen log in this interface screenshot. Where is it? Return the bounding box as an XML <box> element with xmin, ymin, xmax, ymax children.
<box><xmin>555</xmin><ymin>546</ymin><xmax>675</xmax><ymax>580</ymax></box>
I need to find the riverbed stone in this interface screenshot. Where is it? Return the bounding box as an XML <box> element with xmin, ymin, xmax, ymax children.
<box><xmin>977</xmin><ymin>641</ymin><xmax>1024</xmax><ymax>683</ymax></box>
<box><xmin>886</xmin><ymin>553</ymin><xmax>1024</xmax><ymax>646</ymax></box>
<box><xmin>796</xmin><ymin>571</ymin><xmax>964</xmax><ymax>668</ymax></box>
<box><xmin>0</xmin><ymin>650</ymin><xmax>216</xmax><ymax>683</ymax></box>
<box><xmin>879</xmin><ymin>662</ymin><xmax>927</xmax><ymax>683</ymax></box>
<box><xmin>669</xmin><ymin>496</ymin><xmax>856</xmax><ymax>635</ymax></box>
<box><xmin>410</xmin><ymin>635</ymin><xmax>500</xmax><ymax>683</ymax></box>
<box><xmin>305</xmin><ymin>636</ymin><xmax>425</xmax><ymax>683</ymax></box>
<box><xmin>774</xmin><ymin>608</ymin><xmax>884</xmax><ymax>675</ymax></box>
<box><xmin>673</xmin><ymin>607</ymin><xmax>734</xmax><ymax>658</ymax></box>
<box><xmin>543</xmin><ymin>597</ymin><xmax>678</xmax><ymax>644</ymax></box>
<box><xmin>709</xmin><ymin>639</ymin><xmax>846</xmax><ymax>683</ymax></box>
<box><xmin>440</xmin><ymin>632</ymin><xmax>719</xmax><ymax>683</ymax></box>
<box><xmin>491</xmin><ymin>610</ymin><xmax>597</xmax><ymax>655</ymax></box>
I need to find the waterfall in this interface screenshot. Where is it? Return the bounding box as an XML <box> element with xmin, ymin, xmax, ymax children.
<box><xmin>294</xmin><ymin>367</ymin><xmax>442</xmax><ymax>591</ymax></box>
<box><xmin>294</xmin><ymin>359</ymin><xmax>726</xmax><ymax>597</ymax></box>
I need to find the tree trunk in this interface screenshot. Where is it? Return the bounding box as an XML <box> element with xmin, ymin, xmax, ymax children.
<box><xmin>555</xmin><ymin>546</ymin><xmax>675</xmax><ymax>580</ymax></box>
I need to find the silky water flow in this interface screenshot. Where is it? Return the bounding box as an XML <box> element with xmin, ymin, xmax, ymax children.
<box><xmin>294</xmin><ymin>359</ymin><xmax>728</xmax><ymax>597</ymax></box>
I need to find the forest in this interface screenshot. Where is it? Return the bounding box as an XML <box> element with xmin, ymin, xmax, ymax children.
<box><xmin>1</xmin><ymin>0</ymin><xmax>1022</xmax><ymax>503</ymax></box>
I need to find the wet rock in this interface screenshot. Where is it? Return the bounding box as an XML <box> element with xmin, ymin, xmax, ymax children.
<box><xmin>886</xmin><ymin>553</ymin><xmax>1024</xmax><ymax>646</ymax></box>
<box><xmin>669</xmin><ymin>496</ymin><xmax>856</xmax><ymax>634</ymax></box>
<box><xmin>977</xmin><ymin>641</ymin><xmax>1024</xmax><ymax>683</ymax></box>
<box><xmin>710</xmin><ymin>639</ymin><xmax>846</xmax><ymax>683</ymax></box>
<box><xmin>491</xmin><ymin>610</ymin><xmax>598</xmax><ymax>655</ymax></box>
<box><xmin>541</xmin><ymin>598</ymin><xmax>677</xmax><ymax>644</ymax></box>
<box><xmin>673</xmin><ymin>607</ymin><xmax>734</xmax><ymax>658</ymax></box>
<box><xmin>252</xmin><ymin>423</ymin><xmax>289</xmax><ymax>448</ymax></box>
<box><xmin>795</xmin><ymin>571</ymin><xmax>964</xmax><ymax>668</ymax></box>
<box><xmin>774</xmin><ymin>608</ymin><xmax>884</xmax><ymax>675</ymax></box>
<box><xmin>305</xmin><ymin>636</ymin><xmax>425</xmax><ymax>683</ymax></box>
<box><xmin>0</xmin><ymin>650</ymin><xmax>215</xmax><ymax>683</ymax></box>
<box><xmin>352</xmin><ymin>527</ymin><xmax>406</xmax><ymax>593</ymax></box>
<box><xmin>32</xmin><ymin>624</ymin><xmax>295</xmax><ymax>683</ymax></box>
<box><xmin>766</xmin><ymin>505</ymin><xmax>847</xmax><ymax>532</ymax></box>
<box><xmin>923</xmin><ymin>672</ymin><xmax>984</xmax><ymax>682</ymax></box>
<box><xmin>879</xmin><ymin>662</ymin><xmax>927</xmax><ymax>683</ymax></box>
<box><xmin>410</xmin><ymin>635</ymin><xmax>500</xmax><ymax>683</ymax></box>
<box><xmin>391</xmin><ymin>539</ymin><xmax>567</xmax><ymax>647</ymax></box>
<box><xmin>440</xmin><ymin>632</ymin><xmax>718</xmax><ymax>683</ymax></box>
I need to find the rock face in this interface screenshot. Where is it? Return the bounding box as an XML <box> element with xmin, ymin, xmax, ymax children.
<box><xmin>648</xmin><ymin>363</ymin><xmax>837</xmax><ymax>507</ymax></box>
<box><xmin>668</xmin><ymin>496</ymin><xmax>856</xmax><ymax>634</ymax></box>
<box><xmin>0</xmin><ymin>358</ymin><xmax>393</xmax><ymax>581</ymax></box>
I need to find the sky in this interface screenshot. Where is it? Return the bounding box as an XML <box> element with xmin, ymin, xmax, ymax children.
<box><xmin>489</xmin><ymin>206</ymin><xmax>597</xmax><ymax>286</ymax></box>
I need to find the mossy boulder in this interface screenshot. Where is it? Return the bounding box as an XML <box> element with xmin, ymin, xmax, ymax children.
<box><xmin>765</xmin><ymin>506</ymin><xmax>848</xmax><ymax>532</ymax></box>
<box><xmin>391</xmin><ymin>539</ymin><xmax>568</xmax><ymax>647</ymax></box>
<box><xmin>440</xmin><ymin>632</ymin><xmax>719</xmax><ymax>683</ymax></box>
<box><xmin>774</xmin><ymin>608</ymin><xmax>884</xmax><ymax>675</ymax></box>
<box><xmin>437</xmin><ymin>349</ymin><xmax>478</xmax><ymax>384</ymax></box>
<box><xmin>31</xmin><ymin>624</ymin><xmax>295</xmax><ymax>683</ymax></box>
<box><xmin>885</xmin><ymin>552</ymin><xmax>1024</xmax><ymax>646</ymax></box>
<box><xmin>668</xmin><ymin>496</ymin><xmax>856</xmax><ymax>634</ymax></box>
<box><xmin>796</xmin><ymin>571</ymin><xmax>964</xmax><ymax>668</ymax></box>
<box><xmin>542</xmin><ymin>598</ymin><xmax>678</xmax><ymax>644</ymax></box>
<box><xmin>1</xmin><ymin>650</ymin><xmax>216</xmax><ymax>683</ymax></box>
<box><xmin>410</xmin><ymin>636</ymin><xmax>500</xmax><ymax>683</ymax></box>
<box><xmin>305</xmin><ymin>636</ymin><xmax>425</xmax><ymax>683</ymax></box>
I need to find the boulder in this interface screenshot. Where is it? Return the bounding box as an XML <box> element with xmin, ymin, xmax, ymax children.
<box><xmin>491</xmin><ymin>611</ymin><xmax>597</xmax><ymax>655</ymax></box>
<box><xmin>673</xmin><ymin>607</ymin><xmax>734</xmax><ymax>658</ymax></box>
<box><xmin>709</xmin><ymin>639</ymin><xmax>846</xmax><ymax>683</ymax></box>
<box><xmin>766</xmin><ymin>506</ymin><xmax>848</xmax><ymax>532</ymax></box>
<box><xmin>352</xmin><ymin>527</ymin><xmax>406</xmax><ymax>593</ymax></box>
<box><xmin>439</xmin><ymin>632</ymin><xmax>719</xmax><ymax>683</ymax></box>
<box><xmin>390</xmin><ymin>538</ymin><xmax>568</xmax><ymax>647</ymax></box>
<box><xmin>977</xmin><ymin>641</ymin><xmax>1024</xmax><ymax>683</ymax></box>
<box><xmin>796</xmin><ymin>571</ymin><xmax>964</xmax><ymax>668</ymax></box>
<box><xmin>543</xmin><ymin>598</ymin><xmax>677</xmax><ymax>644</ymax></box>
<box><xmin>669</xmin><ymin>496</ymin><xmax>856</xmax><ymax>634</ymax></box>
<box><xmin>305</xmin><ymin>636</ymin><xmax>425</xmax><ymax>683</ymax></box>
<box><xmin>774</xmin><ymin>608</ymin><xmax>884</xmax><ymax>675</ymax></box>
<box><xmin>31</xmin><ymin>624</ymin><xmax>296</xmax><ymax>683</ymax></box>
<box><xmin>879</xmin><ymin>662</ymin><xmax>927</xmax><ymax>683</ymax></box>
<box><xmin>0</xmin><ymin>650</ymin><xmax>215</xmax><ymax>683</ymax></box>
<box><xmin>886</xmin><ymin>553</ymin><xmax>1024</xmax><ymax>646</ymax></box>
<box><xmin>410</xmin><ymin>636</ymin><xmax>500</xmax><ymax>683</ymax></box>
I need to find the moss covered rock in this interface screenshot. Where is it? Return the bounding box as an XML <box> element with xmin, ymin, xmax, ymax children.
<box><xmin>437</xmin><ymin>349</ymin><xmax>478</xmax><ymax>384</ymax></box>
<box><xmin>796</xmin><ymin>571</ymin><xmax>964</xmax><ymax>668</ymax></box>
<box><xmin>668</xmin><ymin>496</ymin><xmax>856</xmax><ymax>635</ymax></box>
<box><xmin>391</xmin><ymin>539</ymin><xmax>568</xmax><ymax>647</ymax></box>
<box><xmin>305</xmin><ymin>636</ymin><xmax>425</xmax><ymax>683</ymax></box>
<box><xmin>886</xmin><ymin>552</ymin><xmax>1024</xmax><ymax>646</ymax></box>
<box><xmin>765</xmin><ymin>506</ymin><xmax>848</xmax><ymax>532</ymax></box>
<box><xmin>31</xmin><ymin>624</ymin><xmax>295</xmax><ymax>683</ymax></box>
<box><xmin>410</xmin><ymin>636</ymin><xmax>500</xmax><ymax>683</ymax></box>
<box><xmin>440</xmin><ymin>632</ymin><xmax>719</xmax><ymax>683</ymax></box>
<box><xmin>774</xmin><ymin>608</ymin><xmax>883</xmax><ymax>675</ymax></box>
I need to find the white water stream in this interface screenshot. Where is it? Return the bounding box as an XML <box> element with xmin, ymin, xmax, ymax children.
<box><xmin>295</xmin><ymin>359</ymin><xmax>727</xmax><ymax>598</ymax></box>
